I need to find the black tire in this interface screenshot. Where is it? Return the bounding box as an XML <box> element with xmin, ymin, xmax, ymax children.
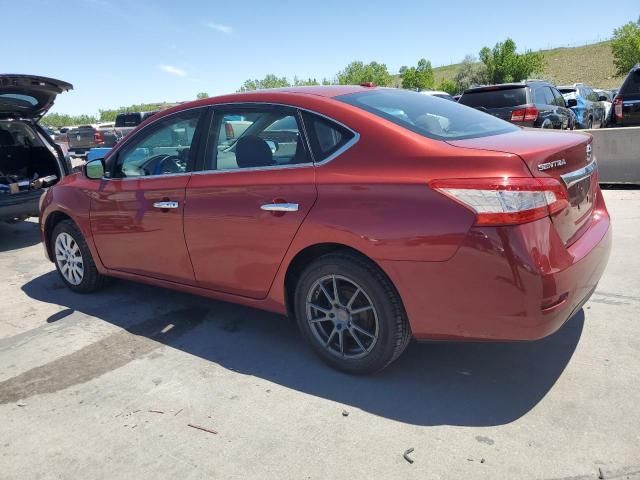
<box><xmin>294</xmin><ymin>251</ymin><xmax>411</xmax><ymax>374</ymax></box>
<box><xmin>51</xmin><ymin>219</ymin><xmax>106</xmax><ymax>293</ymax></box>
<box><xmin>586</xmin><ymin>117</ymin><xmax>593</xmax><ymax>129</ymax></box>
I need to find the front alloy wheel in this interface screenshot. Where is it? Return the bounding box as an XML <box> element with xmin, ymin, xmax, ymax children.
<box><xmin>51</xmin><ymin>219</ymin><xmax>106</xmax><ymax>293</ymax></box>
<box><xmin>55</xmin><ymin>232</ymin><xmax>84</xmax><ymax>285</ymax></box>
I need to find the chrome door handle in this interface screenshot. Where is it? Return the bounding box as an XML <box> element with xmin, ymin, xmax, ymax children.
<box><xmin>260</xmin><ymin>203</ymin><xmax>299</xmax><ymax>212</ymax></box>
<box><xmin>153</xmin><ymin>201</ymin><xmax>179</xmax><ymax>209</ymax></box>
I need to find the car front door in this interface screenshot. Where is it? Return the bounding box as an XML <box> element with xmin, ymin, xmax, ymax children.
<box><xmin>183</xmin><ymin>105</ymin><xmax>317</xmax><ymax>299</ymax></box>
<box><xmin>90</xmin><ymin>108</ymin><xmax>207</xmax><ymax>284</ymax></box>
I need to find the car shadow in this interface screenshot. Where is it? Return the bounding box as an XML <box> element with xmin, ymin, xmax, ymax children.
<box><xmin>0</xmin><ymin>219</ymin><xmax>41</xmax><ymax>253</ymax></box>
<box><xmin>22</xmin><ymin>272</ymin><xmax>584</xmax><ymax>427</ymax></box>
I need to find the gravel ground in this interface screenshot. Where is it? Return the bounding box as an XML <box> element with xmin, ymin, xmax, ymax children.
<box><xmin>0</xmin><ymin>189</ymin><xmax>639</xmax><ymax>480</ymax></box>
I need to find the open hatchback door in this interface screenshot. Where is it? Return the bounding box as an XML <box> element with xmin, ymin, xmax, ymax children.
<box><xmin>1</xmin><ymin>74</ymin><xmax>73</xmax><ymax>222</ymax></box>
<box><xmin>0</xmin><ymin>74</ymin><xmax>73</xmax><ymax>119</ymax></box>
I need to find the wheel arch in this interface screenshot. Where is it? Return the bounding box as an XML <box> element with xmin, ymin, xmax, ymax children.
<box><xmin>43</xmin><ymin>210</ymin><xmax>73</xmax><ymax>261</ymax></box>
<box><xmin>282</xmin><ymin>242</ymin><xmax>403</xmax><ymax>319</ymax></box>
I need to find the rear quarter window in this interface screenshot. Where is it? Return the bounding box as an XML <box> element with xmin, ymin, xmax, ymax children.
<box><xmin>301</xmin><ymin>111</ymin><xmax>355</xmax><ymax>161</ymax></box>
<box><xmin>459</xmin><ymin>88</ymin><xmax>527</xmax><ymax>108</ymax></box>
<box><xmin>621</xmin><ymin>70</ymin><xmax>640</xmax><ymax>95</ymax></box>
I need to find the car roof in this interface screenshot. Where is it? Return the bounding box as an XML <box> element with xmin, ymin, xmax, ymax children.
<box><xmin>115</xmin><ymin>85</ymin><xmax>381</xmax><ymax>138</ymax></box>
<box><xmin>463</xmin><ymin>83</ymin><xmax>528</xmax><ymax>94</ymax></box>
<box><xmin>227</xmin><ymin>85</ymin><xmax>372</xmax><ymax>99</ymax></box>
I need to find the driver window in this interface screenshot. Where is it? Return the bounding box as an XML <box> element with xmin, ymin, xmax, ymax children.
<box><xmin>114</xmin><ymin>110</ymin><xmax>201</xmax><ymax>178</ymax></box>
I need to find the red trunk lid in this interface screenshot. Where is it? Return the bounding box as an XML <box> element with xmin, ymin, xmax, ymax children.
<box><xmin>447</xmin><ymin>129</ymin><xmax>597</xmax><ymax>245</ymax></box>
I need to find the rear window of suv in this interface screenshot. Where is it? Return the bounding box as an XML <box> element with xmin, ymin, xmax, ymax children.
<box><xmin>337</xmin><ymin>88</ymin><xmax>518</xmax><ymax>141</ymax></box>
<box><xmin>459</xmin><ymin>87</ymin><xmax>527</xmax><ymax>109</ymax></box>
<box><xmin>115</xmin><ymin>113</ymin><xmax>142</xmax><ymax>127</ymax></box>
<box><xmin>621</xmin><ymin>69</ymin><xmax>640</xmax><ymax>95</ymax></box>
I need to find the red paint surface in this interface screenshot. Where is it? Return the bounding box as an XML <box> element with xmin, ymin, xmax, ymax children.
<box><xmin>40</xmin><ymin>87</ymin><xmax>611</xmax><ymax>341</ymax></box>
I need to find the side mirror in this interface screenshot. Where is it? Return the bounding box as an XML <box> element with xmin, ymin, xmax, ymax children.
<box><xmin>598</xmin><ymin>95</ymin><xmax>608</xmax><ymax>102</ymax></box>
<box><xmin>84</xmin><ymin>158</ymin><xmax>105</xmax><ymax>180</ymax></box>
<box><xmin>566</xmin><ymin>98</ymin><xmax>578</xmax><ymax>108</ymax></box>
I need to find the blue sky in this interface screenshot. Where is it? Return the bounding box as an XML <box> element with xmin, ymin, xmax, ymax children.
<box><xmin>3</xmin><ymin>0</ymin><xmax>637</xmax><ymax>115</ymax></box>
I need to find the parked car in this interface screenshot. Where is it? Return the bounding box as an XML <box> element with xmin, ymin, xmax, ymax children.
<box><xmin>40</xmin><ymin>86</ymin><xmax>611</xmax><ymax>374</ymax></box>
<box><xmin>594</xmin><ymin>89</ymin><xmax>614</xmax><ymax>125</ymax></box>
<box><xmin>66</xmin><ymin>124</ymin><xmax>120</xmax><ymax>157</ymax></box>
<box><xmin>458</xmin><ymin>81</ymin><xmax>575</xmax><ymax>129</ymax></box>
<box><xmin>558</xmin><ymin>83</ymin><xmax>606</xmax><ymax>129</ymax></box>
<box><xmin>609</xmin><ymin>64</ymin><xmax>640</xmax><ymax>127</ymax></box>
<box><xmin>114</xmin><ymin>111</ymin><xmax>159</xmax><ymax>139</ymax></box>
<box><xmin>0</xmin><ymin>74</ymin><xmax>72</xmax><ymax>222</ymax></box>
<box><xmin>420</xmin><ymin>90</ymin><xmax>456</xmax><ymax>101</ymax></box>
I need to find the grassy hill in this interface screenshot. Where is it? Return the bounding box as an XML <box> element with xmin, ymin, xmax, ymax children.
<box><xmin>429</xmin><ymin>40</ymin><xmax>622</xmax><ymax>90</ymax></box>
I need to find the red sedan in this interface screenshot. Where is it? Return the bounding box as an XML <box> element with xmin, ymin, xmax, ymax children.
<box><xmin>39</xmin><ymin>86</ymin><xmax>611</xmax><ymax>374</ymax></box>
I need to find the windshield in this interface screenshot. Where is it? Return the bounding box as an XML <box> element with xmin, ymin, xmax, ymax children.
<box><xmin>337</xmin><ymin>89</ymin><xmax>518</xmax><ymax>141</ymax></box>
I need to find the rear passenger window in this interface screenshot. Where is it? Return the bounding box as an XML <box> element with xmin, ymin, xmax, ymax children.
<box><xmin>301</xmin><ymin>112</ymin><xmax>355</xmax><ymax>162</ymax></box>
<box><xmin>551</xmin><ymin>88</ymin><xmax>566</xmax><ymax>107</ymax></box>
<box><xmin>205</xmin><ymin>108</ymin><xmax>310</xmax><ymax>171</ymax></box>
<box><xmin>534</xmin><ymin>87</ymin><xmax>555</xmax><ymax>105</ymax></box>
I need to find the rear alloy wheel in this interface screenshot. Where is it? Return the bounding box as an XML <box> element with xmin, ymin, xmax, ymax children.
<box><xmin>52</xmin><ymin>219</ymin><xmax>106</xmax><ymax>293</ymax></box>
<box><xmin>294</xmin><ymin>252</ymin><xmax>411</xmax><ymax>374</ymax></box>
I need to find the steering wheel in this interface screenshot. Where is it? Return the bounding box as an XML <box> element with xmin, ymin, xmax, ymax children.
<box><xmin>140</xmin><ymin>154</ymin><xmax>184</xmax><ymax>176</ymax></box>
<box><xmin>156</xmin><ymin>154</ymin><xmax>185</xmax><ymax>174</ymax></box>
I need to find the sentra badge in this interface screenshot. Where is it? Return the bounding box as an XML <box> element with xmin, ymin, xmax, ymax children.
<box><xmin>538</xmin><ymin>159</ymin><xmax>567</xmax><ymax>171</ymax></box>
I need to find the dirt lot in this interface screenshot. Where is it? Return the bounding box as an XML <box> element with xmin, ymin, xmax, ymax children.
<box><xmin>1</xmin><ymin>189</ymin><xmax>639</xmax><ymax>480</ymax></box>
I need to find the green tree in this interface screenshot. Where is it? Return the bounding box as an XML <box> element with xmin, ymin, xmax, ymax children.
<box><xmin>238</xmin><ymin>74</ymin><xmax>291</xmax><ymax>92</ymax></box>
<box><xmin>293</xmin><ymin>76</ymin><xmax>320</xmax><ymax>86</ymax></box>
<box><xmin>611</xmin><ymin>18</ymin><xmax>640</xmax><ymax>76</ymax></box>
<box><xmin>437</xmin><ymin>79</ymin><xmax>458</xmax><ymax>95</ymax></box>
<box><xmin>196</xmin><ymin>92</ymin><xmax>209</xmax><ymax>99</ymax></box>
<box><xmin>337</xmin><ymin>61</ymin><xmax>392</xmax><ymax>86</ymax></box>
<box><xmin>479</xmin><ymin>38</ymin><xmax>543</xmax><ymax>84</ymax></box>
<box><xmin>41</xmin><ymin>113</ymin><xmax>97</xmax><ymax>128</ymax></box>
<box><xmin>399</xmin><ymin>58</ymin><xmax>434</xmax><ymax>90</ymax></box>
<box><xmin>454</xmin><ymin>55</ymin><xmax>488</xmax><ymax>92</ymax></box>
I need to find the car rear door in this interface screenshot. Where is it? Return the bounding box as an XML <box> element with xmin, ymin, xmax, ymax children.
<box><xmin>0</xmin><ymin>74</ymin><xmax>73</xmax><ymax>119</ymax></box>
<box><xmin>68</xmin><ymin>126</ymin><xmax>96</xmax><ymax>151</ymax></box>
<box><xmin>183</xmin><ymin>104</ymin><xmax>317</xmax><ymax>299</ymax></box>
<box><xmin>90</xmin><ymin>108</ymin><xmax>207</xmax><ymax>284</ymax></box>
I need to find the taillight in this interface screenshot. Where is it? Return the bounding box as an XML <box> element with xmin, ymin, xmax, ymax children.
<box><xmin>430</xmin><ymin>177</ymin><xmax>569</xmax><ymax>226</ymax></box>
<box><xmin>94</xmin><ymin>131</ymin><xmax>104</xmax><ymax>144</ymax></box>
<box><xmin>613</xmin><ymin>96</ymin><xmax>623</xmax><ymax>121</ymax></box>
<box><xmin>224</xmin><ymin>122</ymin><xmax>234</xmax><ymax>139</ymax></box>
<box><xmin>511</xmin><ymin>105</ymin><xmax>539</xmax><ymax>122</ymax></box>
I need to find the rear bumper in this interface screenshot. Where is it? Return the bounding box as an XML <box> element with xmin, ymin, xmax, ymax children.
<box><xmin>0</xmin><ymin>190</ymin><xmax>42</xmax><ymax>221</ymax></box>
<box><xmin>381</xmin><ymin>193</ymin><xmax>611</xmax><ymax>341</ymax></box>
